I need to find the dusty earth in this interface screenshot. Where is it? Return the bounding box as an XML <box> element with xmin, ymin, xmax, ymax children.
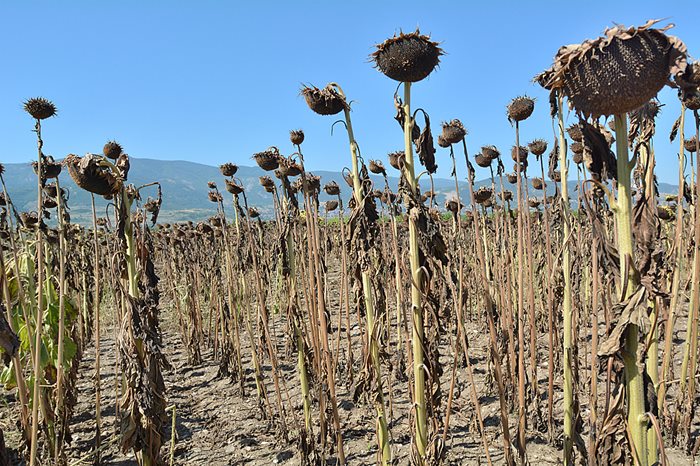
<box><xmin>2</xmin><ymin>271</ymin><xmax>699</xmax><ymax>465</ymax></box>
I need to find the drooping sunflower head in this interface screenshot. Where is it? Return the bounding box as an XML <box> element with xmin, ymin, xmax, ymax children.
<box><xmin>537</xmin><ymin>20</ymin><xmax>687</xmax><ymax>118</ymax></box>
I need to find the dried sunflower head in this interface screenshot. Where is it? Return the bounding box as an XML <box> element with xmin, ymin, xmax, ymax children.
<box><xmin>511</xmin><ymin>145</ymin><xmax>529</xmax><ymax>163</ymax></box>
<box><xmin>481</xmin><ymin>146</ymin><xmax>500</xmax><ymax>161</ymax></box>
<box><xmin>220</xmin><ymin>163</ymin><xmax>238</xmax><ymax>177</ymax></box>
<box><xmin>325</xmin><ymin>200</ymin><xmax>339</xmax><ymax>212</ymax></box>
<box><xmin>369</xmin><ymin>160</ymin><xmax>386</xmax><ymax>175</ymax></box>
<box><xmin>567</xmin><ymin>124</ymin><xmax>584</xmax><ymax>142</ymax></box>
<box><xmin>388</xmin><ymin>151</ymin><xmax>405</xmax><ymax>170</ymax></box>
<box><xmin>208</xmin><ymin>190</ymin><xmax>221</xmax><ymax>203</ymax></box>
<box><xmin>445</xmin><ymin>199</ymin><xmax>462</xmax><ymax>214</ymax></box>
<box><xmin>224</xmin><ymin>179</ymin><xmax>244</xmax><ymax>195</ymax></box>
<box><xmin>323</xmin><ymin>181</ymin><xmax>340</xmax><ymax>196</ymax></box>
<box><xmin>475</xmin><ymin>153</ymin><xmax>492</xmax><ymax>168</ymax></box>
<box><xmin>301</xmin><ymin>85</ymin><xmax>348</xmax><ymax>116</ymax></box>
<box><xmin>474</xmin><ymin>187</ymin><xmax>493</xmax><ymax>204</ymax></box>
<box><xmin>684</xmin><ymin>136</ymin><xmax>698</xmax><ymax>153</ymax></box>
<box><xmin>372</xmin><ymin>29</ymin><xmax>443</xmax><ymax>83</ymax></box>
<box><xmin>440</xmin><ymin>119</ymin><xmax>466</xmax><ymax>145</ymax></box>
<box><xmin>24</xmin><ymin>97</ymin><xmax>57</xmax><ymax>120</ymax></box>
<box><xmin>290</xmin><ymin>129</ymin><xmax>305</xmax><ymax>145</ymax></box>
<box><xmin>253</xmin><ymin>148</ymin><xmax>281</xmax><ymax>171</ymax></box>
<box><xmin>528</xmin><ymin>139</ymin><xmax>548</xmax><ymax>157</ymax></box>
<box><xmin>103</xmin><ymin>141</ymin><xmax>123</xmax><ymax>160</ymax></box>
<box><xmin>537</xmin><ymin>20</ymin><xmax>687</xmax><ymax>118</ymax></box>
<box><xmin>278</xmin><ymin>158</ymin><xmax>302</xmax><ymax>177</ymax></box>
<box><xmin>65</xmin><ymin>154</ymin><xmax>122</xmax><ymax>196</ymax></box>
<box><xmin>507</xmin><ymin>96</ymin><xmax>535</xmax><ymax>123</ymax></box>
<box><xmin>675</xmin><ymin>61</ymin><xmax>700</xmax><ymax>110</ymax></box>
<box><xmin>259</xmin><ymin>176</ymin><xmax>276</xmax><ymax>193</ymax></box>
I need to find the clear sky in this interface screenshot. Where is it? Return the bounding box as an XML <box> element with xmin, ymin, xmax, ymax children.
<box><xmin>1</xmin><ymin>0</ymin><xmax>697</xmax><ymax>184</ymax></box>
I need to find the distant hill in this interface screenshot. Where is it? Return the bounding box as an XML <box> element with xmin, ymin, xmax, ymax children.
<box><xmin>1</xmin><ymin>157</ymin><xmax>679</xmax><ymax>224</ymax></box>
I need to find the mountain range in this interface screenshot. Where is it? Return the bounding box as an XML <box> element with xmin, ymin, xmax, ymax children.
<box><xmin>1</xmin><ymin>158</ymin><xmax>679</xmax><ymax>224</ymax></box>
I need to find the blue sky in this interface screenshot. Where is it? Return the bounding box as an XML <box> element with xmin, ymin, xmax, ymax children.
<box><xmin>1</xmin><ymin>0</ymin><xmax>697</xmax><ymax>184</ymax></box>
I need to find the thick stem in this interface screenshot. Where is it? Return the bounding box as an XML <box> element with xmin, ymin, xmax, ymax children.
<box><xmin>401</xmin><ymin>82</ymin><xmax>428</xmax><ymax>462</ymax></box>
<box><xmin>340</xmin><ymin>98</ymin><xmax>391</xmax><ymax>466</ymax></box>
<box><xmin>613</xmin><ymin>114</ymin><xmax>648</xmax><ymax>466</ymax></box>
<box><xmin>557</xmin><ymin>96</ymin><xmax>574</xmax><ymax>466</ymax></box>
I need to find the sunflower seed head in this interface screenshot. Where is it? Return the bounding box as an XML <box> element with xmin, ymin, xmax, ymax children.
<box><xmin>23</xmin><ymin>97</ymin><xmax>57</xmax><ymax>120</ymax></box>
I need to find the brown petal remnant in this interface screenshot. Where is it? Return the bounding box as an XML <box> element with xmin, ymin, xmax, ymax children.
<box><xmin>440</xmin><ymin>119</ymin><xmax>467</xmax><ymax>145</ymax></box>
<box><xmin>103</xmin><ymin>140</ymin><xmax>123</xmax><ymax>160</ymax></box>
<box><xmin>323</xmin><ymin>181</ymin><xmax>340</xmax><ymax>196</ymax></box>
<box><xmin>528</xmin><ymin>139</ymin><xmax>548</xmax><ymax>157</ymax></box>
<box><xmin>207</xmin><ymin>181</ymin><xmax>217</xmax><ymax>189</ymax></box>
<box><xmin>371</xmin><ymin>29</ymin><xmax>443</xmax><ymax>83</ymax></box>
<box><xmin>507</xmin><ymin>96</ymin><xmax>535</xmax><ymax>123</ymax></box>
<box><xmin>23</xmin><ymin>97</ymin><xmax>57</xmax><ymax>120</ymax></box>
<box><xmin>388</xmin><ymin>151</ymin><xmax>405</xmax><ymax>170</ymax></box>
<box><xmin>301</xmin><ymin>85</ymin><xmax>348</xmax><ymax>116</ymax></box>
<box><xmin>253</xmin><ymin>147</ymin><xmax>281</xmax><ymax>171</ymax></box>
<box><xmin>65</xmin><ymin>154</ymin><xmax>123</xmax><ymax>196</ymax></box>
<box><xmin>290</xmin><ymin>129</ymin><xmax>305</xmax><ymax>145</ymax></box>
<box><xmin>224</xmin><ymin>179</ymin><xmax>244</xmax><ymax>195</ymax></box>
<box><xmin>537</xmin><ymin>20</ymin><xmax>687</xmax><ymax>118</ymax></box>
<box><xmin>220</xmin><ymin>163</ymin><xmax>238</xmax><ymax>177</ymax></box>
<box><xmin>511</xmin><ymin>145</ymin><xmax>529</xmax><ymax>163</ymax></box>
